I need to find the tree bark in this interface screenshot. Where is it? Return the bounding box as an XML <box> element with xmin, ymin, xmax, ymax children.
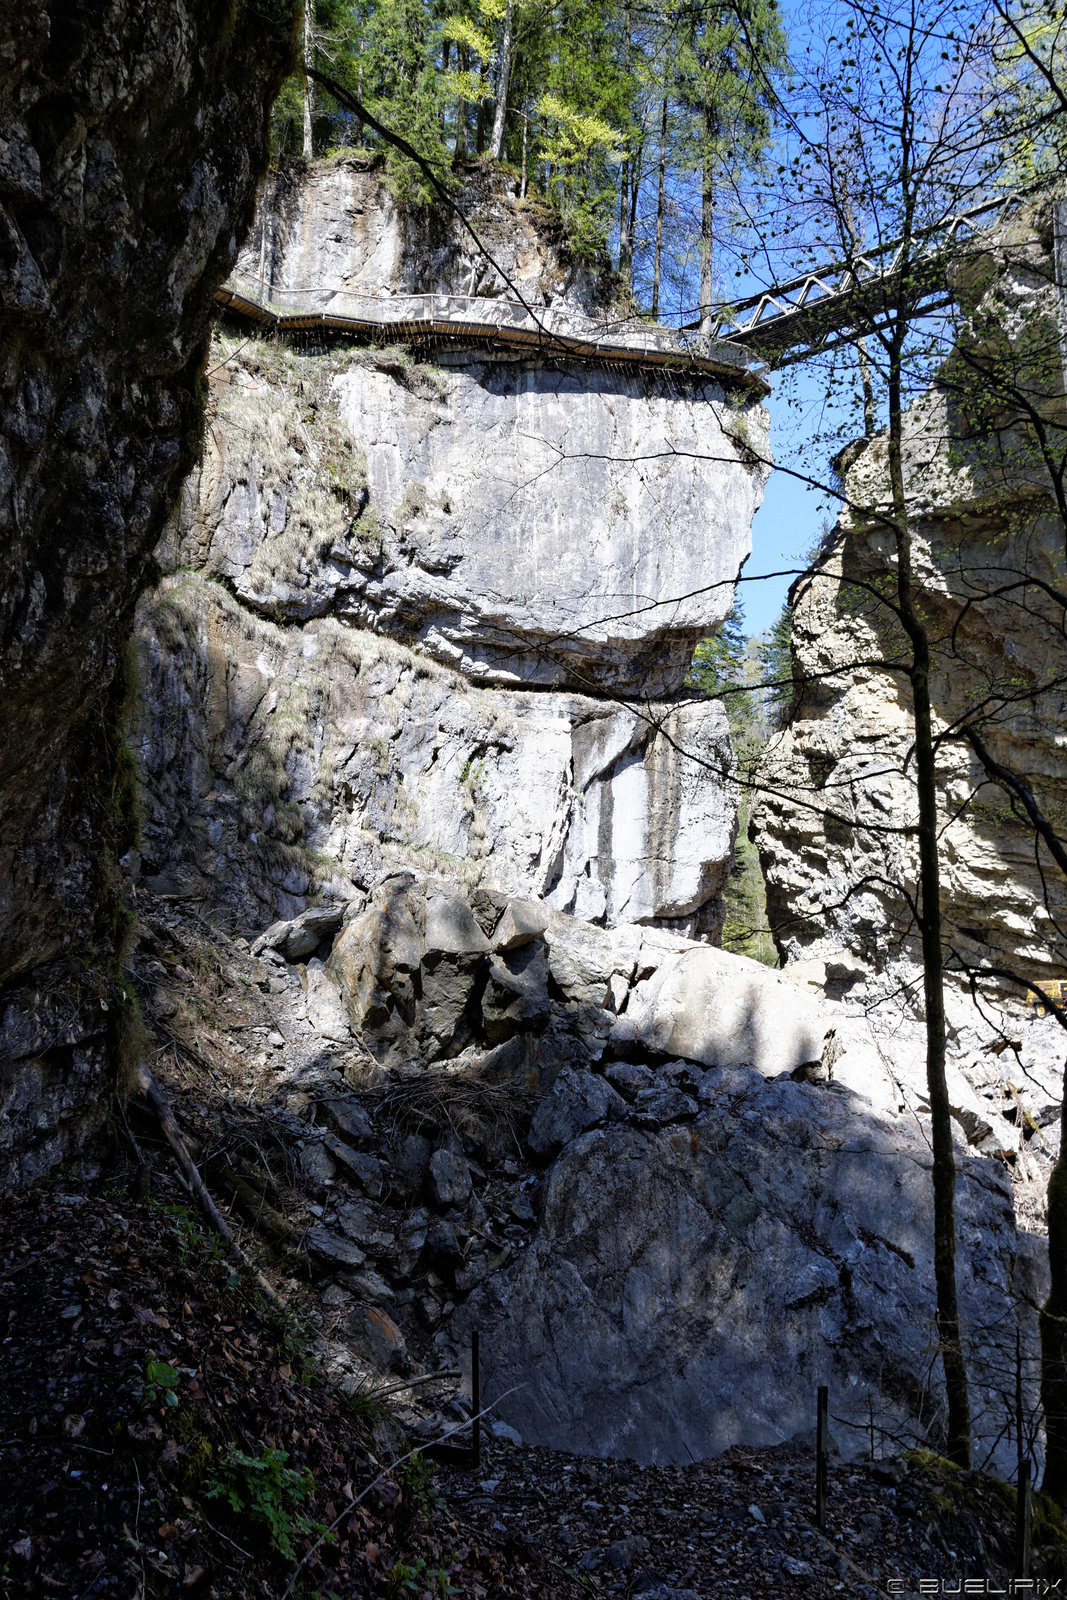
<box><xmin>302</xmin><ymin>0</ymin><xmax>314</xmax><ymax>160</ymax></box>
<box><xmin>476</xmin><ymin>59</ymin><xmax>491</xmax><ymax>153</ymax></box>
<box><xmin>1041</xmin><ymin>1089</ymin><xmax>1067</xmax><ymax>1500</ymax></box>
<box><xmin>699</xmin><ymin>95</ymin><xmax>715</xmax><ymax>338</ymax></box>
<box><xmin>454</xmin><ymin>44</ymin><xmax>469</xmax><ymax>160</ymax></box>
<box><xmin>887</xmin><ymin>337</ymin><xmax>972</xmax><ymax>1469</ymax></box>
<box><xmin>618</xmin><ymin>0</ymin><xmax>633</xmax><ymax>284</ymax></box>
<box><xmin>652</xmin><ymin>78</ymin><xmax>669</xmax><ymax>320</ymax></box>
<box><xmin>857</xmin><ymin>337</ymin><xmax>877</xmax><ymax>434</ymax></box>
<box><xmin>489</xmin><ymin>0</ymin><xmax>515</xmax><ymax>160</ymax></box>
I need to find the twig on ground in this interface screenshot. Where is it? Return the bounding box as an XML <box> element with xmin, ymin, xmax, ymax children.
<box><xmin>133</xmin><ymin>1063</ymin><xmax>283</xmax><ymax>1307</ymax></box>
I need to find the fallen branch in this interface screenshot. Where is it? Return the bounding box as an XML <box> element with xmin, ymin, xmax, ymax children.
<box><xmin>133</xmin><ymin>1064</ymin><xmax>283</xmax><ymax>1306</ymax></box>
<box><xmin>364</xmin><ymin>1368</ymin><xmax>460</xmax><ymax>1402</ymax></box>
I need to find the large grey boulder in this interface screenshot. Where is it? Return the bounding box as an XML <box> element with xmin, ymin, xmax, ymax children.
<box><xmin>612</xmin><ymin>945</ymin><xmax>830</xmax><ymax>1075</ymax></box>
<box><xmin>482</xmin><ymin>944</ymin><xmax>553</xmax><ymax>1042</ymax></box>
<box><xmin>329</xmin><ymin>875</ymin><xmax>433</xmax><ymax>1065</ymax></box>
<box><xmin>303</xmin><ymin>960</ymin><xmax>351</xmax><ymax>1042</ymax></box>
<box><xmin>462</xmin><ymin>1065</ymin><xmax>1032</xmax><ymax>1470</ymax></box>
<box><xmin>328</xmin><ymin>358</ymin><xmax>767</xmax><ymax>696</ymax></box>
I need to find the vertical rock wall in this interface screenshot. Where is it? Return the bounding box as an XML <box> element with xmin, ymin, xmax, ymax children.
<box><xmin>134</xmin><ymin>163</ymin><xmax>769</xmax><ymax>946</ymax></box>
<box><xmin>0</xmin><ymin>3</ymin><xmax>295</xmax><ymax>1182</ymax></box>
<box><xmin>752</xmin><ymin>203</ymin><xmax>1067</xmax><ymax>1200</ymax></box>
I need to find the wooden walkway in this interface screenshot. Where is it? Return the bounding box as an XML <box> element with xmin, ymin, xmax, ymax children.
<box><xmin>213</xmin><ymin>279</ymin><xmax>771</xmax><ymax>392</ymax></box>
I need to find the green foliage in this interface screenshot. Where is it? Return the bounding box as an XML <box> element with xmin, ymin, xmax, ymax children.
<box><xmin>153</xmin><ymin>1200</ymin><xmax>227</xmax><ymax>1270</ymax></box>
<box><xmin>398</xmin><ymin>1448</ymin><xmax>444</xmax><ymax>1513</ymax></box>
<box><xmin>205</xmin><ymin>1444</ymin><xmax>323</xmax><ymax>1561</ymax></box>
<box><xmin>142</xmin><ymin>1358</ymin><xmax>182</xmax><ymax>1410</ymax></box>
<box><xmin>753</xmin><ymin>601</ymin><xmax>794</xmax><ymax>729</ymax></box>
<box><xmin>277</xmin><ymin>0</ymin><xmax>788</xmax><ymax>292</ymax></box>
<box><xmin>687</xmin><ymin>602</ymin><xmax>747</xmax><ymax>697</ymax></box>
<box><xmin>384</xmin><ymin>1556</ymin><xmax>458</xmax><ymax>1596</ymax></box>
<box><xmin>688</xmin><ymin>603</ymin><xmax>777</xmax><ymax>965</ymax></box>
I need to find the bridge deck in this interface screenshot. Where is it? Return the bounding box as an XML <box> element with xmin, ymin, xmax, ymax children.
<box><xmin>214</xmin><ymin>279</ymin><xmax>771</xmax><ymax>392</ymax></box>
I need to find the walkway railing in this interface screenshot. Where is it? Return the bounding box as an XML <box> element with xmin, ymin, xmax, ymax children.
<box><xmin>213</xmin><ymin>272</ymin><xmax>771</xmax><ymax>391</ymax></box>
<box><xmin>216</xmin><ymin>185</ymin><xmax>1053</xmax><ymax>375</ymax></box>
<box><xmin>696</xmin><ymin>188</ymin><xmax>1049</xmax><ymax>365</ymax></box>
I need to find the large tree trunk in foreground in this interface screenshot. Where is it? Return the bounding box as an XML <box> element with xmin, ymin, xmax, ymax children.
<box><xmin>887</xmin><ymin>348</ymin><xmax>972</xmax><ymax>1468</ymax></box>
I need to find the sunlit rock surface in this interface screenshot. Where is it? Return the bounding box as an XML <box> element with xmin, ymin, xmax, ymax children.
<box><xmin>751</xmin><ymin>202</ymin><xmax>1067</xmax><ymax>1226</ymax></box>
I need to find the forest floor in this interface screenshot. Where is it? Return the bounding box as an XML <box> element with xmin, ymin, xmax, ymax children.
<box><xmin>2</xmin><ymin>1171</ymin><xmax>1067</xmax><ymax>1599</ymax></box>
<box><xmin>3</xmin><ymin>894</ymin><xmax>1067</xmax><ymax>1595</ymax></box>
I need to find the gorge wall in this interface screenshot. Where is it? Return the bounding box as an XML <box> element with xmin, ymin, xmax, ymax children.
<box><xmin>134</xmin><ymin>156</ymin><xmax>769</xmax><ymax>946</ymax></box>
<box><xmin>753</xmin><ymin>201</ymin><xmax>1067</xmax><ymax>1214</ymax></box>
<box><xmin>1</xmin><ymin>92</ymin><xmax>1050</xmax><ymax>1472</ymax></box>
<box><xmin>117</xmin><ymin>164</ymin><xmax>1045</xmax><ymax>1470</ymax></box>
<box><xmin>0</xmin><ymin>2</ymin><xmax>294</xmax><ymax>1184</ymax></box>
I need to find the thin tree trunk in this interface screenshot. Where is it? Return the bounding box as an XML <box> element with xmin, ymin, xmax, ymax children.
<box><xmin>618</xmin><ymin>0</ymin><xmax>633</xmax><ymax>284</ymax></box>
<box><xmin>628</xmin><ymin>137</ymin><xmax>643</xmax><ymax>258</ymax></box>
<box><xmin>652</xmin><ymin>78</ymin><xmax>669</xmax><ymax>320</ymax></box>
<box><xmin>619</xmin><ymin>163</ymin><xmax>631</xmax><ymax>280</ymax></box>
<box><xmin>857</xmin><ymin>337</ymin><xmax>877</xmax><ymax>434</ymax></box>
<box><xmin>476</xmin><ymin>60</ymin><xmax>491</xmax><ymax>153</ymax></box>
<box><xmin>840</xmin><ymin>190</ymin><xmax>877</xmax><ymax>434</ymax></box>
<box><xmin>699</xmin><ymin>97</ymin><xmax>715</xmax><ymax>338</ymax></box>
<box><xmin>887</xmin><ymin>336</ymin><xmax>972</xmax><ymax>1469</ymax></box>
<box><xmin>302</xmin><ymin>0</ymin><xmax>314</xmax><ymax>160</ymax></box>
<box><xmin>489</xmin><ymin>0</ymin><xmax>515</xmax><ymax>160</ymax></box>
<box><xmin>454</xmin><ymin>44</ymin><xmax>469</xmax><ymax>160</ymax></box>
<box><xmin>520</xmin><ymin>107</ymin><xmax>528</xmax><ymax>196</ymax></box>
<box><xmin>1042</xmin><ymin>1080</ymin><xmax>1067</xmax><ymax>1499</ymax></box>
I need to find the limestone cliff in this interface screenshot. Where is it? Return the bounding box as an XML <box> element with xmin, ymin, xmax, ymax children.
<box><xmin>133</xmin><ymin>160</ymin><xmax>768</xmax><ymax>946</ymax></box>
<box><xmin>116</xmin><ymin>168</ymin><xmax>1047</xmax><ymax>1470</ymax></box>
<box><xmin>0</xmin><ymin>2</ymin><xmax>294</xmax><ymax>1183</ymax></box>
<box><xmin>237</xmin><ymin>155</ymin><xmax>616</xmax><ymax>321</ymax></box>
<box><xmin>753</xmin><ymin>199</ymin><xmax>1067</xmax><ymax>1209</ymax></box>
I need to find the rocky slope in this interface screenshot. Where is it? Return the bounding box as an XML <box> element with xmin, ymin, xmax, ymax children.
<box><xmin>0</xmin><ymin>2</ymin><xmax>294</xmax><ymax>1184</ymax></box>
<box><xmin>118</xmin><ymin>869</ymin><xmax>1045</xmax><ymax>1476</ymax></box>
<box><xmin>6</xmin><ymin>1173</ymin><xmax>1061</xmax><ymax>1597</ymax></box>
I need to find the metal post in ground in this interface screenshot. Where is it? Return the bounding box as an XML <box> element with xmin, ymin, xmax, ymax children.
<box><xmin>1016</xmin><ymin>1457</ymin><xmax>1032</xmax><ymax>1579</ymax></box>
<box><xmin>471</xmin><ymin>1328</ymin><xmax>481</xmax><ymax>1469</ymax></box>
<box><xmin>816</xmin><ymin>1385</ymin><xmax>828</xmax><ymax>1531</ymax></box>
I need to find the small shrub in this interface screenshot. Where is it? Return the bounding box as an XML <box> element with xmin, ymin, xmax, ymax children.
<box><xmin>142</xmin><ymin>1357</ymin><xmax>182</xmax><ymax>1410</ymax></box>
<box><xmin>205</xmin><ymin>1444</ymin><xmax>323</xmax><ymax>1561</ymax></box>
<box><xmin>384</xmin><ymin>1557</ymin><xmax>458</xmax><ymax>1597</ymax></box>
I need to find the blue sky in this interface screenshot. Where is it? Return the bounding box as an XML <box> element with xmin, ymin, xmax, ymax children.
<box><xmin>742</xmin><ymin>367</ymin><xmax>847</xmax><ymax>636</ymax></box>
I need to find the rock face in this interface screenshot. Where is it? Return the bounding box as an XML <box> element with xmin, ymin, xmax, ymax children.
<box><xmin>134</xmin><ymin>162</ymin><xmax>762</xmax><ymax>941</ymax></box>
<box><xmin>178</xmin><ymin>244</ymin><xmax>769</xmax><ymax>695</ymax></box>
<box><xmin>237</xmin><ymin>156</ymin><xmax>616</xmax><ymax>319</ymax></box>
<box><xmin>323</xmin><ymin>354</ymin><xmax>763</xmax><ymax>693</ymax></box>
<box><xmin>133</xmin><ymin>572</ymin><xmax>735</xmax><ymax>937</ymax></box>
<box><xmin>0</xmin><ymin>3</ymin><xmax>293</xmax><ymax>1182</ymax></box>
<box><xmin>465</xmin><ymin>1071</ymin><xmax>1026</xmax><ymax>1469</ymax></box>
<box><xmin>752</xmin><ymin>202</ymin><xmax>1067</xmax><ymax>1220</ymax></box>
<box><xmin>229</xmin><ymin>860</ymin><xmax>1037</xmax><ymax>1471</ymax></box>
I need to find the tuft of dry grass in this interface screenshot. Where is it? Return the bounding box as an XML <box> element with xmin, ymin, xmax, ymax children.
<box><xmin>366</xmin><ymin>1059</ymin><xmax>531</xmax><ymax>1156</ymax></box>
